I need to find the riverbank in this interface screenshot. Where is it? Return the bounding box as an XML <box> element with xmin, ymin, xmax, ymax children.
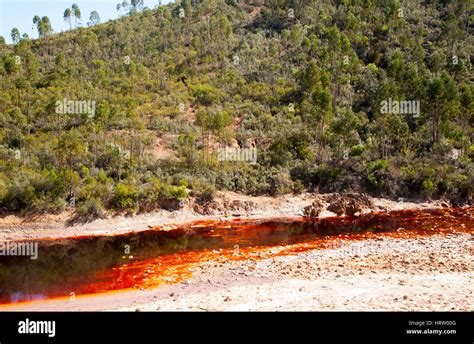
<box><xmin>2</xmin><ymin>232</ymin><xmax>471</xmax><ymax>311</ymax></box>
<box><xmin>1</xmin><ymin>193</ymin><xmax>470</xmax><ymax>312</ymax></box>
<box><xmin>0</xmin><ymin>192</ymin><xmax>451</xmax><ymax>241</ymax></box>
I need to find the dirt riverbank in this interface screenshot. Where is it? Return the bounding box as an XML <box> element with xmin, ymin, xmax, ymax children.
<box><xmin>0</xmin><ymin>192</ymin><xmax>450</xmax><ymax>241</ymax></box>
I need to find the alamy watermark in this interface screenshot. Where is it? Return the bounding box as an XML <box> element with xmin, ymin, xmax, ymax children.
<box><xmin>55</xmin><ymin>98</ymin><xmax>96</xmax><ymax>118</ymax></box>
<box><xmin>217</xmin><ymin>146</ymin><xmax>257</xmax><ymax>164</ymax></box>
<box><xmin>0</xmin><ymin>241</ymin><xmax>38</xmax><ymax>260</ymax></box>
<box><xmin>380</xmin><ymin>98</ymin><xmax>420</xmax><ymax>118</ymax></box>
<box><xmin>18</xmin><ymin>319</ymin><xmax>55</xmax><ymax>338</ymax></box>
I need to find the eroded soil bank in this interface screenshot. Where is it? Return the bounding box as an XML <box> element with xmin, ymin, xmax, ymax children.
<box><xmin>0</xmin><ymin>192</ymin><xmax>456</xmax><ymax>241</ymax></box>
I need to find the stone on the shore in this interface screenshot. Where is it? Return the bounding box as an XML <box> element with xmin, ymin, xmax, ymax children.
<box><xmin>325</xmin><ymin>193</ymin><xmax>374</xmax><ymax>217</ymax></box>
<box><xmin>303</xmin><ymin>199</ymin><xmax>325</xmax><ymax>218</ymax></box>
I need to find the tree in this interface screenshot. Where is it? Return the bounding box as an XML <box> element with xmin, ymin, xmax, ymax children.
<box><xmin>310</xmin><ymin>86</ymin><xmax>333</xmax><ymax>147</ymax></box>
<box><xmin>88</xmin><ymin>11</ymin><xmax>101</xmax><ymax>26</ymax></box>
<box><xmin>426</xmin><ymin>72</ymin><xmax>459</xmax><ymax>145</ymax></box>
<box><xmin>130</xmin><ymin>0</ymin><xmax>144</xmax><ymax>13</ymax></box>
<box><xmin>11</xmin><ymin>28</ymin><xmax>20</xmax><ymax>44</ymax></box>
<box><xmin>2</xmin><ymin>55</ymin><xmax>19</xmax><ymax>75</ymax></box>
<box><xmin>116</xmin><ymin>1</ymin><xmax>130</xmax><ymax>16</ymax></box>
<box><xmin>116</xmin><ymin>0</ymin><xmax>143</xmax><ymax>15</ymax></box>
<box><xmin>64</xmin><ymin>8</ymin><xmax>73</xmax><ymax>30</ymax></box>
<box><xmin>32</xmin><ymin>16</ymin><xmax>53</xmax><ymax>38</ymax></box>
<box><xmin>42</xmin><ymin>16</ymin><xmax>53</xmax><ymax>37</ymax></box>
<box><xmin>32</xmin><ymin>15</ymin><xmax>42</xmax><ymax>35</ymax></box>
<box><xmin>63</xmin><ymin>4</ymin><xmax>83</xmax><ymax>29</ymax></box>
<box><xmin>71</xmin><ymin>3</ymin><xmax>82</xmax><ymax>28</ymax></box>
<box><xmin>33</xmin><ymin>16</ymin><xmax>53</xmax><ymax>38</ymax></box>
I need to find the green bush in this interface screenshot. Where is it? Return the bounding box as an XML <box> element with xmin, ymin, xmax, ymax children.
<box><xmin>366</xmin><ymin>160</ymin><xmax>389</xmax><ymax>191</ymax></box>
<box><xmin>190</xmin><ymin>178</ymin><xmax>216</xmax><ymax>204</ymax></box>
<box><xmin>268</xmin><ymin>170</ymin><xmax>293</xmax><ymax>196</ymax></box>
<box><xmin>367</xmin><ymin>159</ymin><xmax>388</xmax><ymax>172</ymax></box>
<box><xmin>137</xmin><ymin>178</ymin><xmax>188</xmax><ymax>211</ymax></box>
<box><xmin>192</xmin><ymin>84</ymin><xmax>219</xmax><ymax>106</ymax></box>
<box><xmin>112</xmin><ymin>183</ymin><xmax>138</xmax><ymax>212</ymax></box>
<box><xmin>1</xmin><ymin>177</ymin><xmax>36</xmax><ymax>212</ymax></box>
<box><xmin>168</xmin><ymin>185</ymin><xmax>188</xmax><ymax>201</ymax></box>
<box><xmin>76</xmin><ymin>198</ymin><xmax>106</xmax><ymax>220</ymax></box>
<box><xmin>422</xmin><ymin>179</ymin><xmax>435</xmax><ymax>197</ymax></box>
<box><xmin>350</xmin><ymin>145</ymin><xmax>365</xmax><ymax>157</ymax></box>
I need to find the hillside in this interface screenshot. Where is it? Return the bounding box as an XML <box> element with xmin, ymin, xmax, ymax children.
<box><xmin>0</xmin><ymin>0</ymin><xmax>473</xmax><ymax>219</ymax></box>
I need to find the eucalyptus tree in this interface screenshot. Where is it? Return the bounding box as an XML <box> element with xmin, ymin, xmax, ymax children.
<box><xmin>10</xmin><ymin>28</ymin><xmax>21</xmax><ymax>44</ymax></box>
<box><xmin>32</xmin><ymin>15</ymin><xmax>42</xmax><ymax>36</ymax></box>
<box><xmin>42</xmin><ymin>16</ymin><xmax>53</xmax><ymax>36</ymax></box>
<box><xmin>32</xmin><ymin>16</ymin><xmax>53</xmax><ymax>38</ymax></box>
<box><xmin>130</xmin><ymin>0</ymin><xmax>144</xmax><ymax>13</ymax></box>
<box><xmin>72</xmin><ymin>3</ymin><xmax>82</xmax><ymax>28</ymax></box>
<box><xmin>64</xmin><ymin>8</ymin><xmax>73</xmax><ymax>30</ymax></box>
<box><xmin>88</xmin><ymin>11</ymin><xmax>101</xmax><ymax>26</ymax></box>
<box><xmin>116</xmin><ymin>1</ymin><xmax>130</xmax><ymax>16</ymax></box>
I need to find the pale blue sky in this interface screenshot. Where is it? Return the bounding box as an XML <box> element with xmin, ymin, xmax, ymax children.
<box><xmin>0</xmin><ymin>0</ymin><xmax>173</xmax><ymax>43</ymax></box>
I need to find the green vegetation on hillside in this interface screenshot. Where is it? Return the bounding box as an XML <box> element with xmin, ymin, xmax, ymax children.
<box><xmin>0</xmin><ymin>0</ymin><xmax>472</xmax><ymax>218</ymax></box>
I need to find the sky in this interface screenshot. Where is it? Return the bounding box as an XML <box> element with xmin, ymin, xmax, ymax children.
<box><xmin>0</xmin><ymin>0</ymin><xmax>173</xmax><ymax>43</ymax></box>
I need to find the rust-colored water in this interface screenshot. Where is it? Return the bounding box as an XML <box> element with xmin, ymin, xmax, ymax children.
<box><xmin>0</xmin><ymin>207</ymin><xmax>472</xmax><ymax>306</ymax></box>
